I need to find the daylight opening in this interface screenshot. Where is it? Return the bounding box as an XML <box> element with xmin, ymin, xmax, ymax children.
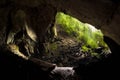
<box><xmin>43</xmin><ymin>12</ymin><xmax>111</xmax><ymax>66</ymax></box>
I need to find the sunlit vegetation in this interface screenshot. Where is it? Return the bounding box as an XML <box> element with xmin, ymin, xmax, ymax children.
<box><xmin>41</xmin><ymin>12</ymin><xmax>111</xmax><ymax>66</ymax></box>
<box><xmin>55</xmin><ymin>12</ymin><xmax>111</xmax><ymax>57</ymax></box>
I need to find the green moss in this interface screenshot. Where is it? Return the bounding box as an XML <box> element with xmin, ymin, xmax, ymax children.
<box><xmin>81</xmin><ymin>45</ymin><xmax>90</xmax><ymax>52</ymax></box>
<box><xmin>55</xmin><ymin>12</ymin><xmax>107</xmax><ymax>49</ymax></box>
<box><xmin>43</xmin><ymin>43</ymin><xmax>58</xmax><ymax>58</ymax></box>
<box><xmin>49</xmin><ymin>43</ymin><xmax>58</xmax><ymax>51</ymax></box>
<box><xmin>91</xmin><ymin>52</ymin><xmax>100</xmax><ymax>58</ymax></box>
<box><xmin>55</xmin><ymin>12</ymin><xmax>111</xmax><ymax>58</ymax></box>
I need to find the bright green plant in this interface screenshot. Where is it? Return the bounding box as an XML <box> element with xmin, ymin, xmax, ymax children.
<box><xmin>55</xmin><ymin>12</ymin><xmax>108</xmax><ymax>49</ymax></box>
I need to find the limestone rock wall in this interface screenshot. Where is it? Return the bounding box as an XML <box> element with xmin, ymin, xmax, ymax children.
<box><xmin>49</xmin><ymin>0</ymin><xmax>120</xmax><ymax>45</ymax></box>
<box><xmin>0</xmin><ymin>0</ymin><xmax>120</xmax><ymax>45</ymax></box>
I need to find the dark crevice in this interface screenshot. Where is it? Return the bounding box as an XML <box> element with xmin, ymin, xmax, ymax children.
<box><xmin>106</xmin><ymin>2</ymin><xmax>119</xmax><ymax>24</ymax></box>
<box><xmin>74</xmin><ymin>36</ymin><xmax>120</xmax><ymax>80</ymax></box>
<box><xmin>0</xmin><ymin>0</ymin><xmax>120</xmax><ymax>80</ymax></box>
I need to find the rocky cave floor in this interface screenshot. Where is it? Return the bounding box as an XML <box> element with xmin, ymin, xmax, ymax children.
<box><xmin>42</xmin><ymin>43</ymin><xmax>90</xmax><ymax>67</ymax></box>
<box><xmin>0</xmin><ymin>36</ymin><xmax>120</xmax><ymax>80</ymax></box>
<box><xmin>34</xmin><ymin>36</ymin><xmax>120</xmax><ymax>80</ymax></box>
<box><xmin>40</xmin><ymin>37</ymin><xmax>109</xmax><ymax>67</ymax></box>
<box><xmin>0</xmin><ymin>0</ymin><xmax>120</xmax><ymax>79</ymax></box>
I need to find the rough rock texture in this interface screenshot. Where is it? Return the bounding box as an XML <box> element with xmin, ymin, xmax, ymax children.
<box><xmin>0</xmin><ymin>0</ymin><xmax>120</xmax><ymax>45</ymax></box>
<box><xmin>0</xmin><ymin>0</ymin><xmax>120</xmax><ymax>80</ymax></box>
<box><xmin>49</xmin><ymin>0</ymin><xmax>120</xmax><ymax>45</ymax></box>
<box><xmin>0</xmin><ymin>0</ymin><xmax>56</xmax><ymax>46</ymax></box>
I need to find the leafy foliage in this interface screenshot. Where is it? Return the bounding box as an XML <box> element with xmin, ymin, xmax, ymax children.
<box><xmin>56</xmin><ymin>12</ymin><xmax>108</xmax><ymax>48</ymax></box>
<box><xmin>55</xmin><ymin>12</ymin><xmax>110</xmax><ymax>57</ymax></box>
<box><xmin>40</xmin><ymin>12</ymin><xmax>111</xmax><ymax>66</ymax></box>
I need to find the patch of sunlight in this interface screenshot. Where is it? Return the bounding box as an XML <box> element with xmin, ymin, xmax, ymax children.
<box><xmin>55</xmin><ymin>12</ymin><xmax>111</xmax><ymax>57</ymax></box>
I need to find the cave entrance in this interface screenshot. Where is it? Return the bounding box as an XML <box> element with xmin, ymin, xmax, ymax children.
<box><xmin>41</xmin><ymin>12</ymin><xmax>111</xmax><ymax>67</ymax></box>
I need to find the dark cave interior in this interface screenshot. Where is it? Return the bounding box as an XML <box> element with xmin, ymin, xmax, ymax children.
<box><xmin>0</xmin><ymin>0</ymin><xmax>120</xmax><ymax>80</ymax></box>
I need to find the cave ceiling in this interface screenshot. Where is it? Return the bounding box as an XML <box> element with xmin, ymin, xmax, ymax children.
<box><xmin>0</xmin><ymin>0</ymin><xmax>120</xmax><ymax>45</ymax></box>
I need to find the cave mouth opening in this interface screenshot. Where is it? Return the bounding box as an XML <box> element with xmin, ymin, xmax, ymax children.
<box><xmin>41</xmin><ymin>12</ymin><xmax>111</xmax><ymax>67</ymax></box>
<box><xmin>4</xmin><ymin>9</ymin><xmax>112</xmax><ymax>67</ymax></box>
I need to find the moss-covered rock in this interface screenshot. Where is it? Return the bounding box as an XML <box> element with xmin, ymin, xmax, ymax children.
<box><xmin>55</xmin><ymin>12</ymin><xmax>109</xmax><ymax>49</ymax></box>
<box><xmin>42</xmin><ymin>12</ymin><xmax>111</xmax><ymax>66</ymax></box>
